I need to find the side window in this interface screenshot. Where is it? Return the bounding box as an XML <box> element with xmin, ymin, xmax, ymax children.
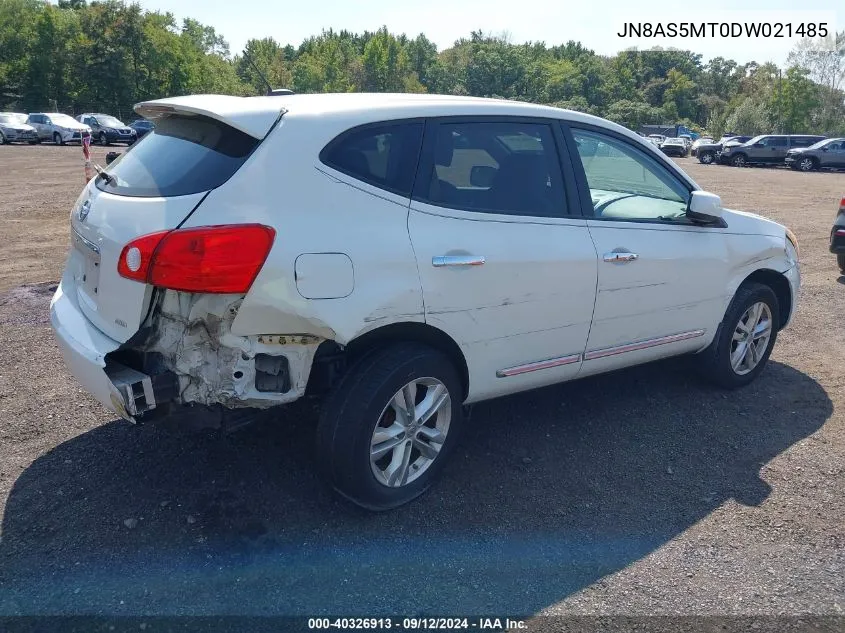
<box><xmin>570</xmin><ymin>128</ymin><xmax>689</xmax><ymax>221</ymax></box>
<box><xmin>417</xmin><ymin>121</ymin><xmax>567</xmax><ymax>218</ymax></box>
<box><xmin>767</xmin><ymin>137</ymin><xmax>788</xmax><ymax>147</ymax></box>
<box><xmin>320</xmin><ymin>121</ymin><xmax>423</xmax><ymax>197</ymax></box>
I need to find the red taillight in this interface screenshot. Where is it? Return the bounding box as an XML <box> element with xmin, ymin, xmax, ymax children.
<box><xmin>840</xmin><ymin>197</ymin><xmax>845</xmax><ymax>211</ymax></box>
<box><xmin>118</xmin><ymin>224</ymin><xmax>276</xmax><ymax>294</ymax></box>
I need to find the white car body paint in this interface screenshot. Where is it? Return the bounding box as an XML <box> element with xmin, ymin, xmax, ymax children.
<box><xmin>50</xmin><ymin>93</ymin><xmax>800</xmax><ymax>420</ymax></box>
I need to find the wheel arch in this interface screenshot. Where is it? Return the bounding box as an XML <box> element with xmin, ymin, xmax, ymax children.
<box><xmin>738</xmin><ymin>268</ymin><xmax>792</xmax><ymax>331</ymax></box>
<box><xmin>342</xmin><ymin>322</ymin><xmax>470</xmax><ymax>399</ymax></box>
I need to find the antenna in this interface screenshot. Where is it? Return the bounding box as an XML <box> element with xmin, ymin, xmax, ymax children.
<box><xmin>242</xmin><ymin>50</ymin><xmax>294</xmax><ymax>96</ymax></box>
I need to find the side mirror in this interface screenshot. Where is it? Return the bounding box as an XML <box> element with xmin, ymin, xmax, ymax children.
<box><xmin>821</xmin><ymin>146</ymin><xmax>829</xmax><ymax>152</ymax></box>
<box><xmin>470</xmin><ymin>165</ymin><xmax>496</xmax><ymax>188</ymax></box>
<box><xmin>687</xmin><ymin>190</ymin><xmax>724</xmax><ymax>225</ymax></box>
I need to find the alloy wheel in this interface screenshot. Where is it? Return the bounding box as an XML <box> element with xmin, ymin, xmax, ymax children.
<box><xmin>730</xmin><ymin>301</ymin><xmax>773</xmax><ymax>376</ymax></box>
<box><xmin>700</xmin><ymin>152</ymin><xmax>713</xmax><ymax>164</ymax></box>
<box><xmin>799</xmin><ymin>157</ymin><xmax>814</xmax><ymax>172</ymax></box>
<box><xmin>370</xmin><ymin>377</ymin><xmax>452</xmax><ymax>488</ymax></box>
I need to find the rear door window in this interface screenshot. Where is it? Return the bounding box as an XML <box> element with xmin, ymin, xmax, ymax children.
<box><xmin>414</xmin><ymin>120</ymin><xmax>567</xmax><ymax>218</ymax></box>
<box><xmin>320</xmin><ymin>121</ymin><xmax>424</xmax><ymax>197</ymax></box>
<box><xmin>95</xmin><ymin>114</ymin><xmax>259</xmax><ymax>198</ymax></box>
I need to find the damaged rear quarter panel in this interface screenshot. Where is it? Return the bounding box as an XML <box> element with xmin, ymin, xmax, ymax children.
<box><xmin>140</xmin><ymin>290</ymin><xmax>323</xmax><ymax>408</ymax></box>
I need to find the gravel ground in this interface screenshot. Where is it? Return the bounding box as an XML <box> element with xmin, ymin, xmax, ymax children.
<box><xmin>0</xmin><ymin>145</ymin><xmax>843</xmax><ymax>625</ymax></box>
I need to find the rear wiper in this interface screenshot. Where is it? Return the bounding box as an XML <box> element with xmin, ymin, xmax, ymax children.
<box><xmin>93</xmin><ymin>164</ymin><xmax>115</xmax><ymax>185</ymax></box>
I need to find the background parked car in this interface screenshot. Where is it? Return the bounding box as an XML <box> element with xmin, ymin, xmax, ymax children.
<box><xmin>0</xmin><ymin>112</ymin><xmax>38</xmax><ymax>144</ymax></box>
<box><xmin>128</xmin><ymin>119</ymin><xmax>154</xmax><ymax>139</ymax></box>
<box><xmin>647</xmin><ymin>134</ymin><xmax>665</xmax><ymax>147</ymax></box>
<box><xmin>695</xmin><ymin>136</ymin><xmax>752</xmax><ymax>164</ymax></box>
<box><xmin>690</xmin><ymin>136</ymin><xmax>714</xmax><ymax>157</ymax></box>
<box><xmin>830</xmin><ymin>197</ymin><xmax>845</xmax><ymax>274</ymax></box>
<box><xmin>27</xmin><ymin>113</ymin><xmax>91</xmax><ymax>145</ymax></box>
<box><xmin>785</xmin><ymin>138</ymin><xmax>845</xmax><ymax>172</ymax></box>
<box><xmin>76</xmin><ymin>113</ymin><xmax>137</xmax><ymax>145</ymax></box>
<box><xmin>660</xmin><ymin>137</ymin><xmax>688</xmax><ymax>157</ymax></box>
<box><xmin>721</xmin><ymin>134</ymin><xmax>826</xmax><ymax>167</ymax></box>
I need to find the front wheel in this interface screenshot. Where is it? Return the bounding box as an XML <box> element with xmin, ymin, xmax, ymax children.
<box><xmin>695</xmin><ymin>282</ymin><xmax>779</xmax><ymax>389</ymax></box>
<box><xmin>316</xmin><ymin>343</ymin><xmax>463</xmax><ymax>510</ymax></box>
<box><xmin>0</xmin><ymin>132</ymin><xmax>6</xmax><ymax>145</ymax></box>
<box><xmin>838</xmin><ymin>254</ymin><xmax>845</xmax><ymax>275</ymax></box>
<box><xmin>731</xmin><ymin>154</ymin><xmax>747</xmax><ymax>167</ymax></box>
<box><xmin>797</xmin><ymin>157</ymin><xmax>816</xmax><ymax>172</ymax></box>
<box><xmin>99</xmin><ymin>132</ymin><xmax>109</xmax><ymax>146</ymax></box>
<box><xmin>699</xmin><ymin>151</ymin><xmax>715</xmax><ymax>165</ymax></box>
<box><xmin>53</xmin><ymin>132</ymin><xmax>64</xmax><ymax>146</ymax></box>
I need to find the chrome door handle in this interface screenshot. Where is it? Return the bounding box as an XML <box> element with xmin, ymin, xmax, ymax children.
<box><xmin>432</xmin><ymin>255</ymin><xmax>486</xmax><ymax>267</ymax></box>
<box><xmin>603</xmin><ymin>251</ymin><xmax>638</xmax><ymax>263</ymax></box>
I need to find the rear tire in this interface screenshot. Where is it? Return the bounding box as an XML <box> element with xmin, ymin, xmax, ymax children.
<box><xmin>699</xmin><ymin>151</ymin><xmax>715</xmax><ymax>165</ymax></box>
<box><xmin>838</xmin><ymin>254</ymin><xmax>845</xmax><ymax>275</ymax></box>
<box><xmin>316</xmin><ymin>343</ymin><xmax>463</xmax><ymax>510</ymax></box>
<box><xmin>695</xmin><ymin>282</ymin><xmax>779</xmax><ymax>389</ymax></box>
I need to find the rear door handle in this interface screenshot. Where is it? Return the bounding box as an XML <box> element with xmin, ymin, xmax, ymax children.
<box><xmin>432</xmin><ymin>255</ymin><xmax>486</xmax><ymax>267</ymax></box>
<box><xmin>603</xmin><ymin>251</ymin><xmax>638</xmax><ymax>263</ymax></box>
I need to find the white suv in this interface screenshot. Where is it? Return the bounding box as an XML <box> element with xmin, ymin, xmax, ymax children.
<box><xmin>50</xmin><ymin>93</ymin><xmax>800</xmax><ymax>510</ymax></box>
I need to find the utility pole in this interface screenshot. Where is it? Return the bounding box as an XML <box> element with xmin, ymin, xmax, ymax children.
<box><xmin>776</xmin><ymin>67</ymin><xmax>783</xmax><ymax>134</ymax></box>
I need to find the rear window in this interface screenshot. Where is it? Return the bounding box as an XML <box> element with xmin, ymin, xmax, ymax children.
<box><xmin>320</xmin><ymin>121</ymin><xmax>424</xmax><ymax>197</ymax></box>
<box><xmin>96</xmin><ymin>114</ymin><xmax>259</xmax><ymax>197</ymax></box>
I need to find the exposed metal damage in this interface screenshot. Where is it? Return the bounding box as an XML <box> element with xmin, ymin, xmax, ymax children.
<box><xmin>113</xmin><ymin>290</ymin><xmax>326</xmax><ymax>410</ymax></box>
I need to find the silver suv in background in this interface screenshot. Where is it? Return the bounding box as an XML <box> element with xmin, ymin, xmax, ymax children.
<box><xmin>721</xmin><ymin>134</ymin><xmax>826</xmax><ymax>167</ymax></box>
<box><xmin>785</xmin><ymin>138</ymin><xmax>845</xmax><ymax>172</ymax></box>
<box><xmin>27</xmin><ymin>112</ymin><xmax>91</xmax><ymax>145</ymax></box>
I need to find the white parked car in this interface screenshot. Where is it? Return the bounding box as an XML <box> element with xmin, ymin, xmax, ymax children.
<box><xmin>27</xmin><ymin>112</ymin><xmax>91</xmax><ymax>145</ymax></box>
<box><xmin>51</xmin><ymin>93</ymin><xmax>801</xmax><ymax>510</ymax></box>
<box><xmin>0</xmin><ymin>112</ymin><xmax>38</xmax><ymax>144</ymax></box>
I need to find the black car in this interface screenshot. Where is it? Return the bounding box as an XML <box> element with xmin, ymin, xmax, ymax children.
<box><xmin>128</xmin><ymin>119</ymin><xmax>154</xmax><ymax>139</ymax></box>
<box><xmin>76</xmin><ymin>113</ymin><xmax>137</xmax><ymax>145</ymax></box>
<box><xmin>831</xmin><ymin>197</ymin><xmax>845</xmax><ymax>274</ymax></box>
<box><xmin>695</xmin><ymin>136</ymin><xmax>752</xmax><ymax>164</ymax></box>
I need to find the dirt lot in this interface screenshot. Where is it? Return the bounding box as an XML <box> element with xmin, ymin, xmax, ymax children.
<box><xmin>0</xmin><ymin>145</ymin><xmax>843</xmax><ymax>622</ymax></box>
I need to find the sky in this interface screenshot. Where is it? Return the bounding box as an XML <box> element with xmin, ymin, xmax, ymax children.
<box><xmin>130</xmin><ymin>0</ymin><xmax>842</xmax><ymax>66</ymax></box>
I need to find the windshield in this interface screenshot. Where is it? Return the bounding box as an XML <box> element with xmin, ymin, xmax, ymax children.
<box><xmin>745</xmin><ymin>135</ymin><xmax>765</xmax><ymax>145</ymax></box>
<box><xmin>666</xmin><ymin>138</ymin><xmax>683</xmax><ymax>143</ymax></box>
<box><xmin>0</xmin><ymin>114</ymin><xmax>26</xmax><ymax>125</ymax></box>
<box><xmin>51</xmin><ymin>114</ymin><xmax>76</xmax><ymax>125</ymax></box>
<box><xmin>96</xmin><ymin>113</ymin><xmax>259</xmax><ymax>197</ymax></box>
<box><xmin>809</xmin><ymin>138</ymin><xmax>837</xmax><ymax>150</ymax></box>
<box><xmin>96</xmin><ymin>115</ymin><xmax>124</xmax><ymax>127</ymax></box>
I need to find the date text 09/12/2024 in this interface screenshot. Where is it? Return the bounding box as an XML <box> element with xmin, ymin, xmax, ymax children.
<box><xmin>308</xmin><ymin>618</ymin><xmax>527</xmax><ymax>630</ymax></box>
